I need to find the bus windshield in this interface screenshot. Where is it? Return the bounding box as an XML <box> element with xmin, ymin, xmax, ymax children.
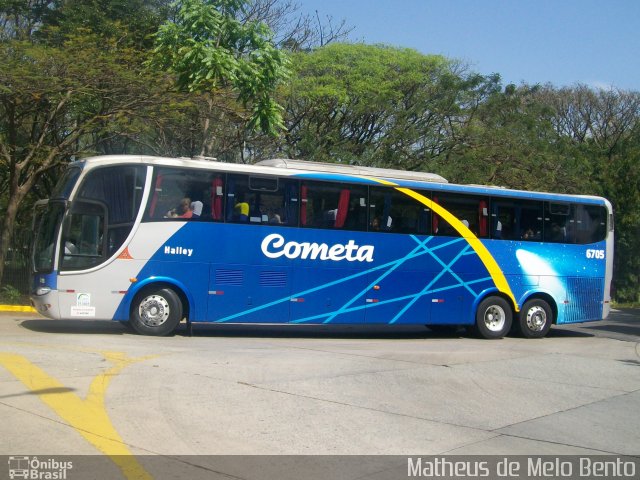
<box><xmin>51</xmin><ymin>166</ymin><xmax>82</xmax><ymax>199</ymax></box>
<box><xmin>33</xmin><ymin>201</ymin><xmax>66</xmax><ymax>273</ymax></box>
<box><xmin>32</xmin><ymin>164</ymin><xmax>147</xmax><ymax>273</ymax></box>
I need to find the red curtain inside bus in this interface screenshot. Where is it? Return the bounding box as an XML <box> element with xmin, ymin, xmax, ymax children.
<box><xmin>479</xmin><ymin>199</ymin><xmax>488</xmax><ymax>237</ymax></box>
<box><xmin>211</xmin><ymin>177</ymin><xmax>223</xmax><ymax>220</ymax></box>
<box><xmin>335</xmin><ymin>189</ymin><xmax>351</xmax><ymax>228</ymax></box>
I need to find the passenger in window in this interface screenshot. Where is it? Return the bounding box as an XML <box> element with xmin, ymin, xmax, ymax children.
<box><xmin>190</xmin><ymin>201</ymin><xmax>203</xmax><ymax>218</ymax></box>
<box><xmin>323</xmin><ymin>208</ymin><xmax>338</xmax><ymax>226</ymax></box>
<box><xmin>167</xmin><ymin>197</ymin><xmax>193</xmax><ymax>219</ymax></box>
<box><xmin>522</xmin><ymin>228</ymin><xmax>535</xmax><ymax>240</ymax></box>
<box><xmin>461</xmin><ymin>219</ymin><xmax>479</xmax><ymax>236</ymax></box>
<box><xmin>344</xmin><ymin>199</ymin><xmax>365</xmax><ymax>230</ymax></box>
<box><xmin>371</xmin><ymin>217</ymin><xmax>381</xmax><ymax>231</ymax></box>
<box><xmin>549</xmin><ymin>222</ymin><xmax>565</xmax><ymax>242</ymax></box>
<box><xmin>268</xmin><ymin>209</ymin><xmax>283</xmax><ymax>224</ymax></box>
<box><xmin>233</xmin><ymin>196</ymin><xmax>249</xmax><ymax>222</ymax></box>
<box><xmin>493</xmin><ymin>220</ymin><xmax>502</xmax><ymax>239</ymax></box>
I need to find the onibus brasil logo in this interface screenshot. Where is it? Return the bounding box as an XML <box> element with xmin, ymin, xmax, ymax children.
<box><xmin>8</xmin><ymin>456</ymin><xmax>73</xmax><ymax>479</ymax></box>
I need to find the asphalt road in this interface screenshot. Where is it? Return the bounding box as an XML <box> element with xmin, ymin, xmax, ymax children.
<box><xmin>0</xmin><ymin>309</ymin><xmax>638</xmax><ymax>479</ymax></box>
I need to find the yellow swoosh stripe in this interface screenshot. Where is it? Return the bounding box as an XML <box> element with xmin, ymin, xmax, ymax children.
<box><xmin>366</xmin><ymin>177</ymin><xmax>519</xmax><ymax>311</ymax></box>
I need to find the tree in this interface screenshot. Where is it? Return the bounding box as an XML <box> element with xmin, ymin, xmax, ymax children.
<box><xmin>271</xmin><ymin>43</ymin><xmax>468</xmax><ymax>169</ymax></box>
<box><xmin>241</xmin><ymin>0</ymin><xmax>353</xmax><ymax>51</ymax></box>
<box><xmin>150</xmin><ymin>0</ymin><xmax>290</xmax><ymax>158</ymax></box>
<box><xmin>0</xmin><ymin>2</ymin><xmax>169</xmax><ymax>285</ymax></box>
<box><xmin>541</xmin><ymin>86</ymin><xmax>640</xmax><ymax>302</ymax></box>
<box><xmin>444</xmin><ymin>84</ymin><xmax>587</xmax><ymax>191</ymax></box>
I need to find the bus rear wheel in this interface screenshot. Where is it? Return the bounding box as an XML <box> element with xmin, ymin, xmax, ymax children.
<box><xmin>474</xmin><ymin>296</ymin><xmax>512</xmax><ymax>339</ymax></box>
<box><xmin>517</xmin><ymin>299</ymin><xmax>553</xmax><ymax>338</ymax></box>
<box><xmin>130</xmin><ymin>287</ymin><xmax>183</xmax><ymax>336</ymax></box>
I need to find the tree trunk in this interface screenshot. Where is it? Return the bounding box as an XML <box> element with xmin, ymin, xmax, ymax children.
<box><xmin>0</xmin><ymin>185</ymin><xmax>26</xmax><ymax>288</ymax></box>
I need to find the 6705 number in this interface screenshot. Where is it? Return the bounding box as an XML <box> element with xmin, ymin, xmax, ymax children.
<box><xmin>586</xmin><ymin>249</ymin><xmax>605</xmax><ymax>259</ymax></box>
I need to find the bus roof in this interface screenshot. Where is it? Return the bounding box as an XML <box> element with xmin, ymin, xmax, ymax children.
<box><xmin>76</xmin><ymin>155</ymin><xmax>609</xmax><ymax>206</ymax></box>
<box><xmin>256</xmin><ymin>158</ymin><xmax>449</xmax><ymax>184</ymax></box>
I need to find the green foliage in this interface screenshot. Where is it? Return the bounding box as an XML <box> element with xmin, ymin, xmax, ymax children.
<box><xmin>599</xmin><ymin>131</ymin><xmax>640</xmax><ymax>303</ymax></box>
<box><xmin>280</xmin><ymin>43</ymin><xmax>463</xmax><ymax>168</ymax></box>
<box><xmin>0</xmin><ymin>0</ymin><xmax>175</xmax><ymax>285</ymax></box>
<box><xmin>0</xmin><ymin>284</ymin><xmax>22</xmax><ymax>304</ymax></box>
<box><xmin>444</xmin><ymin>84</ymin><xmax>588</xmax><ymax>192</ymax></box>
<box><xmin>150</xmin><ymin>0</ymin><xmax>290</xmax><ymax>136</ymax></box>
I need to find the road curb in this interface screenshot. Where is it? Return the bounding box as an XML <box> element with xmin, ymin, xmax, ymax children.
<box><xmin>0</xmin><ymin>305</ymin><xmax>36</xmax><ymax>313</ymax></box>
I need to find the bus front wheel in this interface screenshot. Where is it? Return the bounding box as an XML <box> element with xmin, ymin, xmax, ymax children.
<box><xmin>474</xmin><ymin>296</ymin><xmax>512</xmax><ymax>339</ymax></box>
<box><xmin>517</xmin><ymin>299</ymin><xmax>553</xmax><ymax>338</ymax></box>
<box><xmin>130</xmin><ymin>287</ymin><xmax>183</xmax><ymax>336</ymax></box>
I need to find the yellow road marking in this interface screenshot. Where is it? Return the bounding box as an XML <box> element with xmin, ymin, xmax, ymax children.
<box><xmin>0</xmin><ymin>351</ymin><xmax>154</xmax><ymax>479</ymax></box>
<box><xmin>0</xmin><ymin>305</ymin><xmax>36</xmax><ymax>312</ymax></box>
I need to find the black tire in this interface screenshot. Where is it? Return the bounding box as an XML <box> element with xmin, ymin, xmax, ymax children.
<box><xmin>130</xmin><ymin>287</ymin><xmax>183</xmax><ymax>336</ymax></box>
<box><xmin>474</xmin><ymin>296</ymin><xmax>512</xmax><ymax>339</ymax></box>
<box><xmin>517</xmin><ymin>298</ymin><xmax>553</xmax><ymax>338</ymax></box>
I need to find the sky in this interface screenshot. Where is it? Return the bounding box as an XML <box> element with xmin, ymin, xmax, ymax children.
<box><xmin>295</xmin><ymin>0</ymin><xmax>640</xmax><ymax>91</ymax></box>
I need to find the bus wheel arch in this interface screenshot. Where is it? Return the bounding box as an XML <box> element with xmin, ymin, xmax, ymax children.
<box><xmin>129</xmin><ymin>282</ymin><xmax>189</xmax><ymax>336</ymax></box>
<box><xmin>517</xmin><ymin>294</ymin><xmax>556</xmax><ymax>339</ymax></box>
<box><xmin>474</xmin><ymin>294</ymin><xmax>514</xmax><ymax>339</ymax></box>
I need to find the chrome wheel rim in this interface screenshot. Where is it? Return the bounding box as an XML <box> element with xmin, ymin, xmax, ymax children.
<box><xmin>526</xmin><ymin>305</ymin><xmax>547</xmax><ymax>332</ymax></box>
<box><xmin>138</xmin><ymin>294</ymin><xmax>170</xmax><ymax>327</ymax></box>
<box><xmin>483</xmin><ymin>305</ymin><xmax>506</xmax><ymax>332</ymax></box>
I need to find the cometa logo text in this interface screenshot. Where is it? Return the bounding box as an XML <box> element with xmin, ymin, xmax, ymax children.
<box><xmin>261</xmin><ymin>233</ymin><xmax>374</xmax><ymax>262</ymax></box>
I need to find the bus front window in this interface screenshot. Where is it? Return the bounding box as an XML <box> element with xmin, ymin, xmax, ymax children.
<box><xmin>60</xmin><ymin>165</ymin><xmax>146</xmax><ymax>270</ymax></box>
<box><xmin>33</xmin><ymin>202</ymin><xmax>66</xmax><ymax>273</ymax></box>
<box><xmin>60</xmin><ymin>200</ymin><xmax>106</xmax><ymax>270</ymax></box>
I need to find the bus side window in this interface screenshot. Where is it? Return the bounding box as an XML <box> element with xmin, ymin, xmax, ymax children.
<box><xmin>302</xmin><ymin>181</ymin><xmax>367</xmax><ymax>231</ymax></box>
<box><xmin>145</xmin><ymin>167</ymin><xmax>219</xmax><ymax>222</ymax></box>
<box><xmin>544</xmin><ymin>202</ymin><xmax>574</xmax><ymax>243</ymax></box>
<box><xmin>435</xmin><ymin>194</ymin><xmax>489</xmax><ymax>238</ymax></box>
<box><xmin>575</xmin><ymin>204</ymin><xmax>607</xmax><ymax>244</ymax></box>
<box><xmin>227</xmin><ymin>174</ymin><xmax>297</xmax><ymax>226</ymax></box>
<box><xmin>491</xmin><ymin>199</ymin><xmax>543</xmax><ymax>241</ymax></box>
<box><xmin>227</xmin><ymin>175</ymin><xmax>260</xmax><ymax>223</ymax></box>
<box><xmin>369</xmin><ymin>187</ymin><xmax>430</xmax><ymax>235</ymax></box>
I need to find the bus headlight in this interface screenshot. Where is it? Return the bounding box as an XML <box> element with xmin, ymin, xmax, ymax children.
<box><xmin>35</xmin><ymin>287</ymin><xmax>52</xmax><ymax>296</ymax></box>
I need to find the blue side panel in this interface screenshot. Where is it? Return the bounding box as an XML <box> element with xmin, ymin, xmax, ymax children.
<box><xmin>114</xmin><ymin>221</ymin><xmax>608</xmax><ymax>326</ymax></box>
<box><xmin>289</xmin><ymin>266</ymin><xmax>368</xmax><ymax>324</ymax></box>
<box><xmin>486</xmin><ymin>240</ymin><xmax>608</xmax><ymax>324</ymax></box>
<box><xmin>361</xmin><ymin>237</ymin><xmax>493</xmax><ymax>325</ymax></box>
<box><xmin>208</xmin><ymin>265</ymin><xmax>291</xmax><ymax>323</ymax></box>
<box><xmin>562</xmin><ymin>276</ymin><xmax>606</xmax><ymax>324</ymax></box>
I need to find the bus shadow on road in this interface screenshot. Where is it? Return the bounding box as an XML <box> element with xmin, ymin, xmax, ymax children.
<box><xmin>19</xmin><ymin>319</ymin><xmax>130</xmax><ymax>335</ymax></box>
<box><xmin>18</xmin><ymin>317</ymin><xmax>637</xmax><ymax>340</ymax></box>
<box><xmin>173</xmin><ymin>323</ymin><xmax>479</xmax><ymax>340</ymax></box>
<box><xmin>176</xmin><ymin>323</ymin><xmax>436</xmax><ymax>340</ymax></box>
<box><xmin>19</xmin><ymin>318</ymin><xmax>463</xmax><ymax>339</ymax></box>
<box><xmin>549</xmin><ymin>311</ymin><xmax>640</xmax><ymax>340</ymax></box>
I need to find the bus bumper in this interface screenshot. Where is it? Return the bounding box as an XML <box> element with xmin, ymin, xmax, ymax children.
<box><xmin>31</xmin><ymin>272</ymin><xmax>61</xmax><ymax>319</ymax></box>
<box><xmin>30</xmin><ymin>288</ymin><xmax>61</xmax><ymax>319</ymax></box>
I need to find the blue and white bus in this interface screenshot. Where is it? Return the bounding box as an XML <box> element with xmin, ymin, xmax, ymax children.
<box><xmin>31</xmin><ymin>155</ymin><xmax>614</xmax><ymax>338</ymax></box>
